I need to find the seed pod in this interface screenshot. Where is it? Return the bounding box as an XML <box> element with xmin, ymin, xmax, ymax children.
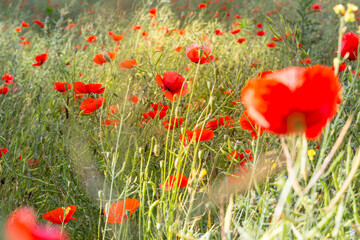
<box><xmin>154</xmin><ymin>144</ymin><xmax>160</xmax><ymax>156</ymax></box>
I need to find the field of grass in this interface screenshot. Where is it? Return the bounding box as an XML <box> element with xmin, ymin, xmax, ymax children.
<box><xmin>1</xmin><ymin>0</ymin><xmax>360</xmax><ymax>239</ymax></box>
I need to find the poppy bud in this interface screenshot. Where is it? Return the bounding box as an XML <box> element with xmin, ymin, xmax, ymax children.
<box><xmin>198</xmin><ymin>150</ymin><xmax>203</xmax><ymax>159</ymax></box>
<box><xmin>174</xmin><ymin>157</ymin><xmax>180</xmax><ymax>169</ymax></box>
<box><xmin>98</xmin><ymin>190</ymin><xmax>104</xmax><ymax>199</ymax></box>
<box><xmin>103</xmin><ymin>52</ymin><xmax>112</xmax><ymax>62</ymax></box>
<box><xmin>160</xmin><ymin>160</ymin><xmax>164</xmax><ymax>168</ymax></box>
<box><xmin>138</xmin><ymin>147</ymin><xmax>145</xmax><ymax>155</ymax></box>
<box><xmin>209</xmin><ymin>95</ymin><xmax>215</xmax><ymax>106</ymax></box>
<box><xmin>175</xmin><ymin>106</ymin><xmax>180</xmax><ymax>118</ymax></box>
<box><xmin>207</xmin><ymin>81</ymin><xmax>211</xmax><ymax>90</ymax></box>
<box><xmin>154</xmin><ymin>144</ymin><xmax>160</xmax><ymax>156</ymax></box>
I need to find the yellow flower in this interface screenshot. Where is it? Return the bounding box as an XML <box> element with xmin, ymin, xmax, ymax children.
<box><xmin>199</xmin><ymin>169</ymin><xmax>207</xmax><ymax>179</ymax></box>
<box><xmin>347</xmin><ymin>3</ymin><xmax>358</xmax><ymax>13</ymax></box>
<box><xmin>333</xmin><ymin>4</ymin><xmax>345</xmax><ymax>14</ymax></box>
<box><xmin>307</xmin><ymin>149</ymin><xmax>316</xmax><ymax>161</ymax></box>
<box><xmin>344</xmin><ymin>12</ymin><xmax>356</xmax><ymax>22</ymax></box>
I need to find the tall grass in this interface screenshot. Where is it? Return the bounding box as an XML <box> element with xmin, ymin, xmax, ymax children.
<box><xmin>1</xmin><ymin>0</ymin><xmax>360</xmax><ymax>239</ymax></box>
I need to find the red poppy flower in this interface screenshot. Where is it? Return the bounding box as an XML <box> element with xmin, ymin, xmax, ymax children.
<box><xmin>5</xmin><ymin>207</ymin><xmax>68</xmax><ymax>240</ymax></box>
<box><xmin>74</xmin><ymin>82</ymin><xmax>105</xmax><ymax>94</ymax></box>
<box><xmin>43</xmin><ymin>205</ymin><xmax>77</xmax><ymax>224</ymax></box>
<box><xmin>206</xmin><ymin>115</ymin><xmax>235</xmax><ymax>130</ymax></box>
<box><xmin>215</xmin><ymin>29</ymin><xmax>224</xmax><ymax>35</ymax></box>
<box><xmin>2</xmin><ymin>73</ymin><xmax>14</xmax><ymax>84</ymax></box>
<box><xmin>15</xmin><ymin>27</ymin><xmax>22</xmax><ymax>32</ymax></box>
<box><xmin>230</xmin><ymin>28</ymin><xmax>241</xmax><ymax>34</ymax></box>
<box><xmin>224</xmin><ymin>89</ymin><xmax>233</xmax><ymax>95</ymax></box>
<box><xmin>272</xmin><ymin>36</ymin><xmax>283</xmax><ymax>42</ymax></box>
<box><xmin>0</xmin><ymin>86</ymin><xmax>9</xmax><ymax>94</ymax></box>
<box><xmin>237</xmin><ymin>38</ymin><xmax>246</xmax><ymax>44</ymax></box>
<box><xmin>301</xmin><ymin>58</ymin><xmax>311</xmax><ymax>65</ymax></box>
<box><xmin>33</xmin><ymin>20</ymin><xmax>44</xmax><ymax>28</ymax></box>
<box><xmin>256</xmin><ymin>23</ymin><xmax>263</xmax><ymax>28</ymax></box>
<box><xmin>155</xmin><ymin>71</ymin><xmax>188</xmax><ymax>101</ymax></box>
<box><xmin>340</xmin><ymin>32</ymin><xmax>359</xmax><ymax>60</ymax></box>
<box><xmin>86</xmin><ymin>35</ymin><xmax>97</xmax><ymax>43</ymax></box>
<box><xmin>93</xmin><ymin>52</ymin><xmax>116</xmax><ymax>65</ymax></box>
<box><xmin>240</xmin><ymin>111</ymin><xmax>263</xmax><ymax>139</ymax></box>
<box><xmin>149</xmin><ymin>8</ymin><xmax>157</xmax><ymax>19</ymax></box>
<box><xmin>180</xmin><ymin>129</ymin><xmax>214</xmax><ymax>145</ymax></box>
<box><xmin>0</xmin><ymin>148</ymin><xmax>8</xmax><ymax>157</ymax></box>
<box><xmin>175</xmin><ymin>46</ymin><xmax>183</xmax><ymax>52</ymax></box>
<box><xmin>53</xmin><ymin>82</ymin><xmax>72</xmax><ymax>93</ymax></box>
<box><xmin>331</xmin><ymin>63</ymin><xmax>347</xmax><ymax>72</ymax></box>
<box><xmin>104</xmin><ymin>199</ymin><xmax>139</xmax><ymax>223</ymax></box>
<box><xmin>32</xmin><ymin>53</ymin><xmax>48</xmax><ymax>67</ymax></box>
<box><xmin>257</xmin><ymin>30</ymin><xmax>266</xmax><ymax>36</ymax></box>
<box><xmin>311</xmin><ymin>3</ymin><xmax>322</xmax><ymax>10</ymax></box>
<box><xmin>21</xmin><ymin>21</ymin><xmax>30</xmax><ymax>27</ymax></box>
<box><xmin>266</xmin><ymin>42</ymin><xmax>276</xmax><ymax>48</ymax></box>
<box><xmin>186</xmin><ymin>43</ymin><xmax>214</xmax><ymax>64</ymax></box>
<box><xmin>227</xmin><ymin>150</ymin><xmax>253</xmax><ymax>169</ymax></box>
<box><xmin>120</xmin><ymin>59</ymin><xmax>137</xmax><ymax>69</ymax></box>
<box><xmin>112</xmin><ymin>34</ymin><xmax>124</xmax><ymax>41</ymax></box>
<box><xmin>79</xmin><ymin>97</ymin><xmax>105</xmax><ymax>114</ymax></box>
<box><xmin>159</xmin><ymin>174</ymin><xmax>188</xmax><ymax>191</ymax></box>
<box><xmin>102</xmin><ymin>119</ymin><xmax>120</xmax><ymax>127</ymax></box>
<box><xmin>198</xmin><ymin>3</ymin><xmax>207</xmax><ymax>9</ymax></box>
<box><xmin>128</xmin><ymin>95</ymin><xmax>139</xmax><ymax>103</ymax></box>
<box><xmin>241</xmin><ymin>65</ymin><xmax>341</xmax><ymax>139</ymax></box>
<box><xmin>162</xmin><ymin>117</ymin><xmax>184</xmax><ymax>130</ymax></box>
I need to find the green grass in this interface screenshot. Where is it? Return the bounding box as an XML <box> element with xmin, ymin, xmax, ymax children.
<box><xmin>1</xmin><ymin>0</ymin><xmax>360</xmax><ymax>239</ymax></box>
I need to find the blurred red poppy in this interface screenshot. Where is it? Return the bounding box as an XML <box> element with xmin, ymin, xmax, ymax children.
<box><xmin>74</xmin><ymin>82</ymin><xmax>105</xmax><ymax>94</ymax></box>
<box><xmin>311</xmin><ymin>3</ymin><xmax>322</xmax><ymax>11</ymax></box>
<box><xmin>341</xmin><ymin>32</ymin><xmax>359</xmax><ymax>60</ymax></box>
<box><xmin>0</xmin><ymin>148</ymin><xmax>8</xmax><ymax>157</ymax></box>
<box><xmin>53</xmin><ymin>82</ymin><xmax>72</xmax><ymax>93</ymax></box>
<box><xmin>241</xmin><ymin>65</ymin><xmax>341</xmax><ymax>139</ymax></box>
<box><xmin>104</xmin><ymin>199</ymin><xmax>139</xmax><ymax>223</ymax></box>
<box><xmin>128</xmin><ymin>95</ymin><xmax>139</xmax><ymax>103</ymax></box>
<box><xmin>266</xmin><ymin>42</ymin><xmax>276</xmax><ymax>48</ymax></box>
<box><xmin>215</xmin><ymin>29</ymin><xmax>224</xmax><ymax>35</ymax></box>
<box><xmin>32</xmin><ymin>53</ymin><xmax>48</xmax><ymax>67</ymax></box>
<box><xmin>180</xmin><ymin>129</ymin><xmax>214</xmax><ymax>145</ymax></box>
<box><xmin>120</xmin><ymin>59</ymin><xmax>137</xmax><ymax>69</ymax></box>
<box><xmin>331</xmin><ymin>63</ymin><xmax>347</xmax><ymax>72</ymax></box>
<box><xmin>2</xmin><ymin>73</ymin><xmax>14</xmax><ymax>84</ymax></box>
<box><xmin>5</xmin><ymin>207</ymin><xmax>68</xmax><ymax>240</ymax></box>
<box><xmin>230</xmin><ymin>28</ymin><xmax>241</xmax><ymax>34</ymax></box>
<box><xmin>156</xmin><ymin>72</ymin><xmax>188</xmax><ymax>101</ymax></box>
<box><xmin>33</xmin><ymin>20</ymin><xmax>44</xmax><ymax>28</ymax></box>
<box><xmin>198</xmin><ymin>3</ymin><xmax>207</xmax><ymax>9</ymax></box>
<box><xmin>0</xmin><ymin>86</ymin><xmax>9</xmax><ymax>94</ymax></box>
<box><xmin>300</xmin><ymin>58</ymin><xmax>311</xmax><ymax>65</ymax></box>
<box><xmin>21</xmin><ymin>21</ymin><xmax>29</xmax><ymax>27</ymax></box>
<box><xmin>206</xmin><ymin>115</ymin><xmax>235</xmax><ymax>130</ymax></box>
<box><xmin>112</xmin><ymin>34</ymin><xmax>124</xmax><ymax>41</ymax></box>
<box><xmin>160</xmin><ymin>174</ymin><xmax>188</xmax><ymax>191</ymax></box>
<box><xmin>272</xmin><ymin>36</ymin><xmax>283</xmax><ymax>42</ymax></box>
<box><xmin>93</xmin><ymin>52</ymin><xmax>116</xmax><ymax>65</ymax></box>
<box><xmin>15</xmin><ymin>27</ymin><xmax>21</xmax><ymax>32</ymax></box>
<box><xmin>257</xmin><ymin>30</ymin><xmax>266</xmax><ymax>36</ymax></box>
<box><xmin>79</xmin><ymin>97</ymin><xmax>105</xmax><ymax>114</ymax></box>
<box><xmin>43</xmin><ymin>205</ymin><xmax>77</xmax><ymax>225</ymax></box>
<box><xmin>237</xmin><ymin>38</ymin><xmax>246</xmax><ymax>43</ymax></box>
<box><xmin>186</xmin><ymin>43</ymin><xmax>214</xmax><ymax>64</ymax></box>
<box><xmin>162</xmin><ymin>117</ymin><xmax>184</xmax><ymax>130</ymax></box>
<box><xmin>86</xmin><ymin>35</ymin><xmax>97</xmax><ymax>43</ymax></box>
<box><xmin>175</xmin><ymin>46</ymin><xmax>183</xmax><ymax>52</ymax></box>
<box><xmin>149</xmin><ymin>8</ymin><xmax>157</xmax><ymax>19</ymax></box>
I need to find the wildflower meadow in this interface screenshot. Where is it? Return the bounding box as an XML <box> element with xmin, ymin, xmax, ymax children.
<box><xmin>1</xmin><ymin>0</ymin><xmax>360</xmax><ymax>239</ymax></box>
